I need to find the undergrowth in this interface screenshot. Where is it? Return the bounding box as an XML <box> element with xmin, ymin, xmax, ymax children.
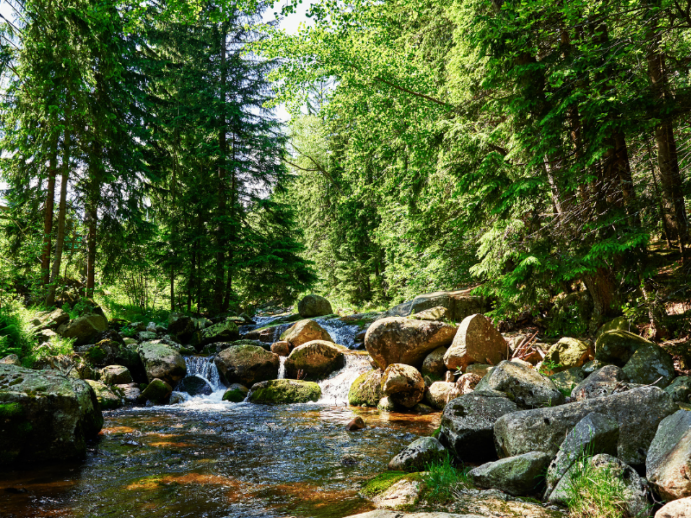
<box><xmin>0</xmin><ymin>303</ymin><xmax>36</xmax><ymax>363</ymax></box>
<box><xmin>565</xmin><ymin>457</ymin><xmax>632</xmax><ymax>518</ymax></box>
<box><xmin>423</xmin><ymin>453</ymin><xmax>471</xmax><ymax>503</ymax></box>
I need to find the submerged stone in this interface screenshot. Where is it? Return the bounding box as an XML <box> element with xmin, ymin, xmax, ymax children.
<box><xmin>247</xmin><ymin>379</ymin><xmax>321</xmax><ymax>405</ymax></box>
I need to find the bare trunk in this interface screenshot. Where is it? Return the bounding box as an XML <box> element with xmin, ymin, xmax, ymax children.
<box><xmin>583</xmin><ymin>267</ymin><xmax>618</xmax><ymax>331</ymax></box>
<box><xmin>213</xmin><ymin>24</ymin><xmax>228</xmax><ymax>312</ymax></box>
<box><xmin>42</xmin><ymin>139</ymin><xmax>58</xmax><ymax>286</ymax></box>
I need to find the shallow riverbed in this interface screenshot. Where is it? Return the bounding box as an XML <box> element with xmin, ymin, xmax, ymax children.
<box><xmin>0</xmin><ymin>403</ymin><xmax>439</xmax><ymax>518</ymax></box>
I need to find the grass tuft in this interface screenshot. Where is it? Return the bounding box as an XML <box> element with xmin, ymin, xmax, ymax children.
<box><xmin>422</xmin><ymin>453</ymin><xmax>471</xmax><ymax>503</ymax></box>
<box><xmin>565</xmin><ymin>457</ymin><xmax>632</xmax><ymax>518</ymax></box>
<box><xmin>360</xmin><ymin>471</ymin><xmax>407</xmax><ymax>497</ymax></box>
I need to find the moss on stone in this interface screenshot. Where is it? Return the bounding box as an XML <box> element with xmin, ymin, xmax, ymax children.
<box><xmin>361</xmin><ymin>471</ymin><xmax>408</xmax><ymax>497</ymax></box>
<box><xmin>248</xmin><ymin>379</ymin><xmax>320</xmax><ymax>405</ymax></box>
<box><xmin>222</xmin><ymin>389</ymin><xmax>246</xmax><ymax>403</ymax></box>
<box><xmin>86</xmin><ymin>345</ymin><xmax>106</xmax><ymax>364</ymax></box>
<box><xmin>0</xmin><ymin>402</ymin><xmax>23</xmax><ymax>418</ymax></box>
<box><xmin>348</xmin><ymin>369</ymin><xmax>383</xmax><ymax>407</ymax></box>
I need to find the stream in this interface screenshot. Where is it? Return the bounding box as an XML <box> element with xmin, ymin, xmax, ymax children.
<box><xmin>0</xmin><ymin>316</ymin><xmax>440</xmax><ymax>518</ymax></box>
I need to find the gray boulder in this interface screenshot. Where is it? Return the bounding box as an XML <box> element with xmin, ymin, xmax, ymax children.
<box><xmin>409</xmin><ymin>291</ymin><xmax>486</xmax><ymax>322</ymax></box>
<box><xmin>298</xmin><ymin>294</ymin><xmax>333</xmax><ymax>318</ymax></box>
<box><xmin>571</xmin><ymin>364</ymin><xmax>627</xmax><ymax>401</ymax></box>
<box><xmin>439</xmin><ymin>393</ymin><xmax>518</xmax><ymax>462</ymax></box>
<box><xmin>549</xmin><ymin>367</ymin><xmax>584</xmax><ymax>396</ymax></box>
<box><xmin>57</xmin><ymin>313</ymin><xmax>108</xmax><ymax>346</ymax></box>
<box><xmin>85</xmin><ymin>380</ymin><xmax>121</xmax><ymax>410</ymax></box>
<box><xmin>664</xmin><ymin>376</ymin><xmax>691</xmax><ymax>403</ymax></box>
<box><xmin>548</xmin><ymin>454</ymin><xmax>648</xmax><ymax>517</ymax></box>
<box><xmin>388</xmin><ymin>437</ymin><xmax>446</xmax><ymax>472</ymax></box>
<box><xmin>469</xmin><ymin>451</ymin><xmax>552</xmax><ymax>496</ymax></box>
<box><xmin>381</xmin><ymin>364</ymin><xmax>426</xmax><ymax>408</ymax></box>
<box><xmin>214</xmin><ymin>344</ymin><xmax>279</xmax><ymax>387</ymax></box>
<box><xmin>494</xmin><ymin>386</ymin><xmax>677</xmax><ymax>469</ymax></box>
<box><xmin>595</xmin><ymin>330</ymin><xmax>652</xmax><ymax>367</ymax></box>
<box><xmin>474</xmin><ymin>360</ymin><xmax>565</xmax><ymax>409</ymax></box>
<box><xmin>138</xmin><ymin>342</ymin><xmax>187</xmax><ymax>386</ymax></box>
<box><xmin>141</xmin><ymin>378</ymin><xmax>172</xmax><ymax>404</ymax></box>
<box><xmin>425</xmin><ymin>381</ymin><xmax>461</xmax><ymax>410</ymax></box>
<box><xmin>0</xmin><ymin>364</ymin><xmax>103</xmax><ymax>465</ymax></box>
<box><xmin>349</xmin><ymin>369</ymin><xmax>384</xmax><ymax>407</ymax></box>
<box><xmin>646</xmin><ymin>410</ymin><xmax>691</xmax><ymax>500</ymax></box>
<box><xmin>199</xmin><ymin>319</ymin><xmax>239</xmax><ymax>346</ymax></box>
<box><xmin>284</xmin><ymin>340</ymin><xmax>345</xmax><ymax>381</ymax></box>
<box><xmin>545</xmin><ymin>412</ymin><xmax>619</xmax><ymax>498</ymax></box>
<box><xmin>622</xmin><ymin>343</ymin><xmax>675</xmax><ymax>388</ymax></box>
<box><xmin>443</xmin><ymin>314</ymin><xmax>507</xmax><ymax>371</ymax></box>
<box><xmin>100</xmin><ymin>365</ymin><xmax>133</xmax><ymax>385</ymax></box>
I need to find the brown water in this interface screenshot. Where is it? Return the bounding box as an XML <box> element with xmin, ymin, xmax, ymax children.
<box><xmin>0</xmin><ymin>404</ymin><xmax>439</xmax><ymax>518</ymax></box>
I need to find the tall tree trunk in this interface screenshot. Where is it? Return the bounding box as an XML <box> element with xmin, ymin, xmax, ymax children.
<box><xmin>41</xmin><ymin>137</ymin><xmax>58</xmax><ymax>286</ymax></box>
<box><xmin>213</xmin><ymin>23</ymin><xmax>228</xmax><ymax>312</ymax></box>
<box><xmin>46</xmin><ymin>121</ymin><xmax>71</xmax><ymax>307</ymax></box>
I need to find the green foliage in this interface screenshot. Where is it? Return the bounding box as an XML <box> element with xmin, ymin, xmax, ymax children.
<box><xmin>564</xmin><ymin>457</ymin><xmax>634</xmax><ymax>518</ymax></box>
<box><xmin>539</xmin><ymin>359</ymin><xmax>562</xmax><ymax>376</ymax></box>
<box><xmin>360</xmin><ymin>471</ymin><xmax>408</xmax><ymax>497</ymax></box>
<box><xmin>0</xmin><ymin>304</ymin><xmax>36</xmax><ymax>363</ymax></box>
<box><xmin>422</xmin><ymin>453</ymin><xmax>471</xmax><ymax>503</ymax></box>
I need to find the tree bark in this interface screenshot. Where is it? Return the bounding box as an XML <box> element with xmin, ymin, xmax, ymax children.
<box><xmin>213</xmin><ymin>23</ymin><xmax>228</xmax><ymax>312</ymax></box>
<box><xmin>41</xmin><ymin>137</ymin><xmax>58</xmax><ymax>286</ymax></box>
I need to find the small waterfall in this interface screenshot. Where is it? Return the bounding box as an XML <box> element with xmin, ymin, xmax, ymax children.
<box><xmin>278</xmin><ymin>356</ymin><xmax>287</xmax><ymax>379</ymax></box>
<box><xmin>314</xmin><ymin>318</ymin><xmax>362</xmax><ymax>349</ymax></box>
<box><xmin>184</xmin><ymin>356</ymin><xmax>223</xmax><ymax>391</ymax></box>
<box><xmin>316</xmin><ymin>354</ymin><xmax>372</xmax><ymax>405</ymax></box>
<box><xmin>172</xmin><ymin>356</ymin><xmax>228</xmax><ymax>408</ymax></box>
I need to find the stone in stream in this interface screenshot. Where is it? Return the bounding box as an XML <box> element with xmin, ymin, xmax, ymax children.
<box><xmin>247</xmin><ymin>379</ymin><xmax>321</xmax><ymax>404</ymax></box>
<box><xmin>474</xmin><ymin>360</ymin><xmax>565</xmax><ymax>409</ymax></box>
<box><xmin>280</xmin><ymin>319</ymin><xmax>334</xmax><ymax>347</ymax></box>
<box><xmin>377</xmin><ymin>396</ymin><xmax>396</xmax><ymax>411</ymax></box>
<box><xmin>544</xmin><ymin>412</ymin><xmax>619</xmax><ymax>498</ymax></box>
<box><xmin>176</xmin><ymin>375</ymin><xmax>213</xmax><ymax>396</ymax></box>
<box><xmin>365</xmin><ymin>317</ymin><xmax>457</xmax><ymax>370</ymax></box>
<box><xmin>443</xmin><ymin>314</ymin><xmax>508</xmax><ymax>372</ymax></box>
<box><xmin>141</xmin><ymin>378</ymin><xmax>173</xmax><ymax>404</ymax></box>
<box><xmin>115</xmin><ymin>383</ymin><xmax>141</xmax><ymax>404</ymax></box>
<box><xmin>388</xmin><ymin>437</ymin><xmax>446</xmax><ymax>472</ymax></box>
<box><xmin>214</xmin><ymin>344</ymin><xmax>279</xmax><ymax>387</ymax></box>
<box><xmin>548</xmin><ymin>454</ymin><xmax>648</xmax><ymax>517</ymax></box>
<box><xmin>222</xmin><ymin>383</ymin><xmax>249</xmax><ymax>402</ymax></box>
<box><xmin>270</xmin><ymin>341</ymin><xmax>291</xmax><ymax>356</ymax></box>
<box><xmin>284</xmin><ymin>340</ymin><xmax>345</xmax><ymax>380</ymax></box>
<box><xmin>421</xmin><ymin>346</ymin><xmax>448</xmax><ymax>379</ymax></box>
<box><xmin>138</xmin><ymin>342</ymin><xmax>187</xmax><ymax>386</ymax></box>
<box><xmin>646</xmin><ymin>410</ymin><xmax>691</xmax><ymax>500</ymax></box>
<box><xmin>298</xmin><ymin>294</ymin><xmax>333</xmax><ymax>318</ymax></box>
<box><xmin>349</xmin><ymin>369</ymin><xmax>384</xmax><ymax>407</ymax></box>
<box><xmin>622</xmin><ymin>342</ymin><xmax>675</xmax><ymax>388</ymax></box>
<box><xmin>655</xmin><ymin>497</ymin><xmax>691</xmax><ymax>518</ymax></box>
<box><xmin>100</xmin><ymin>365</ymin><xmax>133</xmax><ymax>385</ymax></box>
<box><xmin>664</xmin><ymin>376</ymin><xmax>691</xmax><ymax>403</ymax></box>
<box><xmin>199</xmin><ymin>319</ymin><xmax>240</xmax><ymax>346</ymax></box>
<box><xmin>346</xmin><ymin>416</ymin><xmax>366</xmax><ymax>431</ymax></box>
<box><xmin>595</xmin><ymin>329</ymin><xmax>652</xmax><ymax>367</ymax></box>
<box><xmin>381</xmin><ymin>364</ymin><xmax>426</xmax><ymax>408</ymax></box>
<box><xmin>413</xmin><ymin>403</ymin><xmax>434</xmax><ymax>414</ymax></box>
<box><xmin>0</xmin><ymin>364</ymin><xmax>103</xmax><ymax>465</ymax></box>
<box><xmin>438</xmin><ymin>393</ymin><xmax>518</xmax><ymax>462</ymax></box>
<box><xmin>469</xmin><ymin>451</ymin><xmax>552</xmax><ymax>496</ymax></box>
<box><xmin>85</xmin><ymin>380</ymin><xmax>122</xmax><ymax>410</ymax></box>
<box><xmin>425</xmin><ymin>382</ymin><xmax>461</xmax><ymax>410</ymax></box>
<box><xmin>57</xmin><ymin>313</ymin><xmax>108</xmax><ymax>346</ymax></box>
<box><xmin>544</xmin><ymin>337</ymin><xmax>593</xmax><ymax>372</ymax></box>
<box><xmin>494</xmin><ymin>386</ymin><xmax>677</xmax><ymax>469</ymax></box>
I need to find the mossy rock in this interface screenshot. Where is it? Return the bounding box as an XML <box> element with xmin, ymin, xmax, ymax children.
<box><xmin>138</xmin><ymin>342</ymin><xmax>187</xmax><ymax>386</ymax></box>
<box><xmin>222</xmin><ymin>384</ymin><xmax>248</xmax><ymax>403</ymax></box>
<box><xmin>595</xmin><ymin>330</ymin><xmax>652</xmax><ymax>367</ymax></box>
<box><xmin>247</xmin><ymin>379</ymin><xmax>321</xmax><ymax>405</ymax></box>
<box><xmin>214</xmin><ymin>344</ymin><xmax>279</xmax><ymax>386</ymax></box>
<box><xmin>360</xmin><ymin>471</ymin><xmax>412</xmax><ymax>497</ymax></box>
<box><xmin>348</xmin><ymin>369</ymin><xmax>384</xmax><ymax>407</ymax></box>
<box><xmin>85</xmin><ymin>380</ymin><xmax>121</xmax><ymax>410</ymax></box>
<box><xmin>200</xmin><ymin>320</ymin><xmax>239</xmax><ymax>346</ymax></box>
<box><xmin>141</xmin><ymin>378</ymin><xmax>172</xmax><ymax>404</ymax></box>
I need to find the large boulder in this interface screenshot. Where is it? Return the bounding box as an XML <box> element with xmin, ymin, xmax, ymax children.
<box><xmin>76</xmin><ymin>339</ymin><xmax>146</xmax><ymax>382</ymax></box>
<box><xmin>100</xmin><ymin>365</ymin><xmax>133</xmax><ymax>385</ymax></box>
<box><xmin>284</xmin><ymin>340</ymin><xmax>345</xmax><ymax>380</ymax></box>
<box><xmin>176</xmin><ymin>375</ymin><xmax>213</xmax><ymax>396</ymax></box>
<box><xmin>595</xmin><ymin>330</ymin><xmax>652</xmax><ymax>367</ymax></box>
<box><xmin>438</xmin><ymin>393</ymin><xmax>518</xmax><ymax>462</ymax></box>
<box><xmin>298</xmin><ymin>294</ymin><xmax>333</xmax><ymax>318</ymax></box>
<box><xmin>656</xmin><ymin>498</ymin><xmax>691</xmax><ymax>518</ymax></box>
<box><xmin>549</xmin><ymin>367</ymin><xmax>584</xmax><ymax>396</ymax></box>
<box><xmin>409</xmin><ymin>291</ymin><xmax>486</xmax><ymax>322</ymax></box>
<box><xmin>571</xmin><ymin>364</ymin><xmax>627</xmax><ymax>401</ymax></box>
<box><xmin>474</xmin><ymin>361</ymin><xmax>565</xmax><ymax>409</ymax></box>
<box><xmin>199</xmin><ymin>319</ymin><xmax>239</xmax><ymax>346</ymax></box>
<box><xmin>247</xmin><ymin>379</ymin><xmax>321</xmax><ymax>404</ymax></box>
<box><xmin>425</xmin><ymin>382</ymin><xmax>461</xmax><ymax>410</ymax></box>
<box><xmin>85</xmin><ymin>380</ymin><xmax>121</xmax><ymax>410</ymax></box>
<box><xmin>646</xmin><ymin>410</ymin><xmax>691</xmax><ymax>500</ymax></box>
<box><xmin>664</xmin><ymin>376</ymin><xmax>691</xmax><ymax>404</ymax></box>
<box><xmin>365</xmin><ymin>317</ymin><xmax>457</xmax><ymax>370</ymax></box>
<box><xmin>222</xmin><ymin>383</ymin><xmax>249</xmax><ymax>402</ymax></box>
<box><xmin>32</xmin><ymin>308</ymin><xmax>69</xmax><ymax>330</ymax></box>
<box><xmin>214</xmin><ymin>344</ymin><xmax>279</xmax><ymax>387</ymax></box>
<box><xmin>349</xmin><ymin>369</ymin><xmax>384</xmax><ymax>407</ymax></box>
<box><xmin>0</xmin><ymin>364</ymin><xmax>103</xmax><ymax>465</ymax></box>
<box><xmin>381</xmin><ymin>364</ymin><xmax>426</xmax><ymax>408</ymax></box>
<box><xmin>545</xmin><ymin>412</ymin><xmax>620</xmax><ymax>498</ymax></box>
<box><xmin>544</xmin><ymin>338</ymin><xmax>593</xmax><ymax>372</ymax></box>
<box><xmin>57</xmin><ymin>313</ymin><xmax>108</xmax><ymax>346</ymax></box>
<box><xmin>138</xmin><ymin>342</ymin><xmax>187</xmax><ymax>386</ymax></box>
<box><xmin>388</xmin><ymin>437</ymin><xmax>446</xmax><ymax>472</ymax></box>
<box><xmin>494</xmin><ymin>386</ymin><xmax>677</xmax><ymax>468</ymax></box>
<box><xmin>469</xmin><ymin>451</ymin><xmax>552</xmax><ymax>496</ymax></box>
<box><xmin>443</xmin><ymin>314</ymin><xmax>507</xmax><ymax>371</ymax></box>
<box><xmin>548</xmin><ymin>454</ymin><xmax>648</xmax><ymax>517</ymax></box>
<box><xmin>141</xmin><ymin>378</ymin><xmax>172</xmax><ymax>404</ymax></box>
<box><xmin>421</xmin><ymin>346</ymin><xmax>448</xmax><ymax>379</ymax></box>
<box><xmin>622</xmin><ymin>343</ymin><xmax>675</xmax><ymax>388</ymax></box>
<box><xmin>280</xmin><ymin>319</ymin><xmax>333</xmax><ymax>347</ymax></box>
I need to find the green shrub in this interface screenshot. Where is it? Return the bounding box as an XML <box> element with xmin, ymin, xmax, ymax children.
<box><xmin>423</xmin><ymin>453</ymin><xmax>471</xmax><ymax>503</ymax></box>
<box><xmin>564</xmin><ymin>456</ymin><xmax>633</xmax><ymax>518</ymax></box>
<box><xmin>0</xmin><ymin>304</ymin><xmax>36</xmax><ymax>363</ymax></box>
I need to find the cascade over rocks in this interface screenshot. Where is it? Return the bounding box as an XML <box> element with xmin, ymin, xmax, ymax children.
<box><xmin>280</xmin><ymin>319</ymin><xmax>334</xmax><ymax>347</ymax></box>
<box><xmin>595</xmin><ymin>329</ymin><xmax>652</xmax><ymax>366</ymax></box>
<box><xmin>349</xmin><ymin>369</ymin><xmax>384</xmax><ymax>407</ymax></box>
<box><xmin>365</xmin><ymin>317</ymin><xmax>457</xmax><ymax>370</ymax></box>
<box><xmin>646</xmin><ymin>410</ymin><xmax>691</xmax><ymax>500</ymax></box>
<box><xmin>138</xmin><ymin>342</ymin><xmax>187</xmax><ymax>386</ymax></box>
<box><xmin>469</xmin><ymin>452</ymin><xmax>552</xmax><ymax>496</ymax></box>
<box><xmin>443</xmin><ymin>314</ymin><xmax>507</xmax><ymax>371</ymax></box>
<box><xmin>388</xmin><ymin>437</ymin><xmax>446</xmax><ymax>472</ymax></box>
<box><xmin>248</xmin><ymin>379</ymin><xmax>321</xmax><ymax>404</ymax></box>
<box><xmin>474</xmin><ymin>360</ymin><xmax>565</xmax><ymax>409</ymax></box>
<box><xmin>494</xmin><ymin>386</ymin><xmax>677</xmax><ymax>468</ymax></box>
<box><xmin>381</xmin><ymin>364</ymin><xmax>426</xmax><ymax>408</ymax></box>
<box><xmin>215</xmin><ymin>344</ymin><xmax>279</xmax><ymax>387</ymax></box>
<box><xmin>284</xmin><ymin>340</ymin><xmax>345</xmax><ymax>380</ymax></box>
<box><xmin>0</xmin><ymin>364</ymin><xmax>103</xmax><ymax>465</ymax></box>
<box><xmin>57</xmin><ymin>313</ymin><xmax>109</xmax><ymax>346</ymax></box>
<box><xmin>438</xmin><ymin>393</ymin><xmax>518</xmax><ymax>462</ymax></box>
<box><xmin>298</xmin><ymin>294</ymin><xmax>333</xmax><ymax>318</ymax></box>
